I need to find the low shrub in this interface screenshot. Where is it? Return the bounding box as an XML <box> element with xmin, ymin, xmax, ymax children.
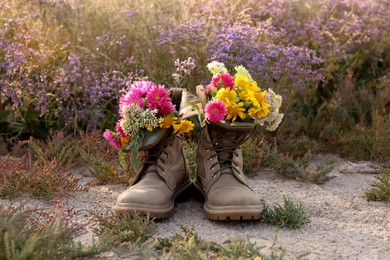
<box><xmin>261</xmin><ymin>197</ymin><xmax>310</xmax><ymax>229</ymax></box>
<box><xmin>365</xmin><ymin>167</ymin><xmax>390</xmax><ymax>201</ymax></box>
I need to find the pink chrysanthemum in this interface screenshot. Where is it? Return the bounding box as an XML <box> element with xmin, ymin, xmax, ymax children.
<box><xmin>119</xmin><ymin>81</ymin><xmax>156</xmax><ymax>116</ymax></box>
<box><xmin>158</xmin><ymin>100</ymin><xmax>176</xmax><ymax>116</ymax></box>
<box><xmin>103</xmin><ymin>129</ymin><xmax>121</xmax><ymax>149</ymax></box>
<box><xmin>204</xmin><ymin>99</ymin><xmax>227</xmax><ymax>123</ymax></box>
<box><xmin>146</xmin><ymin>85</ymin><xmax>174</xmax><ymax>116</ymax></box>
<box><xmin>116</xmin><ymin>121</ymin><xmax>126</xmax><ymax>138</ymax></box>
<box><xmin>132</xmin><ymin>80</ymin><xmax>154</xmax><ymax>95</ymax></box>
<box><xmin>204</xmin><ymin>83</ymin><xmax>217</xmax><ymax>95</ymax></box>
<box><xmin>212</xmin><ymin>73</ymin><xmax>234</xmax><ymax>90</ymax></box>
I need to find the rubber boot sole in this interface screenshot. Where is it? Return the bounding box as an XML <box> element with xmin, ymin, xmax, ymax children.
<box><xmin>195</xmin><ymin>179</ymin><xmax>262</xmax><ymax>221</ymax></box>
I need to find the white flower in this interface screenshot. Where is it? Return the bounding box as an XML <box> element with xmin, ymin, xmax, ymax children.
<box><xmin>255</xmin><ymin>88</ymin><xmax>284</xmax><ymax>131</ymax></box>
<box><xmin>172</xmin><ymin>73</ymin><xmax>181</xmax><ymax>85</ymax></box>
<box><xmin>120</xmin><ymin>104</ymin><xmax>158</xmax><ymax>136</ymax></box>
<box><xmin>207</xmin><ymin>61</ymin><xmax>228</xmax><ymax>75</ymax></box>
<box><xmin>266</xmin><ymin>113</ymin><xmax>284</xmax><ymax>131</ymax></box>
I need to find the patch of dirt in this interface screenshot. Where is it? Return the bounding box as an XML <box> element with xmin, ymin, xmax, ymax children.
<box><xmin>2</xmin><ymin>155</ymin><xmax>389</xmax><ymax>259</ymax></box>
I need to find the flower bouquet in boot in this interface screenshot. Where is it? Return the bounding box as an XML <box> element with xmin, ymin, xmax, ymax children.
<box><xmin>104</xmin><ymin>80</ymin><xmax>198</xmax><ymax>218</ymax></box>
<box><xmin>195</xmin><ymin>61</ymin><xmax>283</xmax><ymax>220</ymax></box>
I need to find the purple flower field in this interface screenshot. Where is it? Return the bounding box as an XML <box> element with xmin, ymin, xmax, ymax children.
<box><xmin>1</xmin><ymin>0</ymin><xmax>389</xmax><ymax>160</ymax></box>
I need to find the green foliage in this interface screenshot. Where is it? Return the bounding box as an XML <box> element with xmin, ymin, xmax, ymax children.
<box><xmin>282</xmin><ymin>135</ymin><xmax>319</xmax><ymax>158</ymax></box>
<box><xmin>261</xmin><ymin>140</ymin><xmax>335</xmax><ymax>184</ymax></box>
<box><xmin>261</xmin><ymin>197</ymin><xmax>310</xmax><ymax>229</ymax></box>
<box><xmin>183</xmin><ymin>139</ymin><xmax>198</xmax><ymax>179</ymax></box>
<box><xmin>155</xmin><ymin>225</ymin><xmax>277</xmax><ymax>259</ymax></box>
<box><xmin>262</xmin><ymin>142</ymin><xmax>310</xmax><ymax>180</ymax></box>
<box><xmin>304</xmin><ymin>162</ymin><xmax>334</xmax><ymax>185</ymax></box>
<box><xmin>365</xmin><ymin>167</ymin><xmax>390</xmax><ymax>201</ymax></box>
<box><xmin>0</xmin><ymin>206</ymin><xmax>97</xmax><ymax>260</ymax></box>
<box><xmin>92</xmin><ymin>212</ymin><xmax>156</xmax><ymax>248</ymax></box>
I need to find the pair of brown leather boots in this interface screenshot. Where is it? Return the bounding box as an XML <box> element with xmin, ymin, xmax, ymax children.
<box><xmin>113</xmin><ymin>88</ymin><xmax>261</xmax><ymax>220</ymax></box>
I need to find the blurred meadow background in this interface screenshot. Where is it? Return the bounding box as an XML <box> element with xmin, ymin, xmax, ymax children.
<box><xmin>1</xmin><ymin>0</ymin><xmax>389</xmax><ymax>162</ymax></box>
<box><xmin>1</xmin><ymin>0</ymin><xmax>390</xmax><ymax>258</ymax></box>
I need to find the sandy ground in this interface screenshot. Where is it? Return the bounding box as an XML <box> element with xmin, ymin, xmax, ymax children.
<box><xmin>1</xmin><ymin>154</ymin><xmax>389</xmax><ymax>259</ymax></box>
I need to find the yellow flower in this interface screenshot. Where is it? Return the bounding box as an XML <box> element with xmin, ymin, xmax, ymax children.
<box><xmin>215</xmin><ymin>88</ymin><xmax>237</xmax><ymax>102</ymax></box>
<box><xmin>173</xmin><ymin>120</ymin><xmax>194</xmax><ymax>134</ymax></box>
<box><xmin>248</xmin><ymin>105</ymin><xmax>270</xmax><ymax>118</ymax></box>
<box><xmin>121</xmin><ymin>136</ymin><xmax>132</xmax><ymax>146</ymax></box>
<box><xmin>159</xmin><ymin>116</ymin><xmax>177</xmax><ymax>128</ymax></box>
<box><xmin>246</xmin><ymin>81</ymin><xmax>260</xmax><ymax>92</ymax></box>
<box><xmin>234</xmin><ymin>74</ymin><xmax>251</xmax><ymax>89</ymax></box>
<box><xmin>239</xmin><ymin>89</ymin><xmax>259</xmax><ymax>107</ymax></box>
<box><xmin>225</xmin><ymin>99</ymin><xmax>246</xmax><ymax>122</ymax></box>
<box><xmin>145</xmin><ymin>123</ymin><xmax>154</xmax><ymax>132</ymax></box>
<box><xmin>255</xmin><ymin>90</ymin><xmax>267</xmax><ymax>104</ymax></box>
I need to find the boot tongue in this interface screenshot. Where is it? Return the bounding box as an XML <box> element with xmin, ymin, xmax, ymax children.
<box><xmin>208</xmin><ymin>121</ymin><xmax>254</xmax><ymax>165</ymax></box>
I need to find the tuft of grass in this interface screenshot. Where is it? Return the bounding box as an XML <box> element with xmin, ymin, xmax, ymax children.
<box><xmin>154</xmin><ymin>225</ymin><xmax>278</xmax><ymax>259</ymax></box>
<box><xmin>263</xmin><ymin>142</ymin><xmax>310</xmax><ymax>180</ymax></box>
<box><xmin>27</xmin><ymin>131</ymin><xmax>78</xmax><ymax>168</ymax></box>
<box><xmin>283</xmin><ymin>135</ymin><xmax>319</xmax><ymax>159</ymax></box>
<box><xmin>0</xmin><ymin>156</ymin><xmax>86</xmax><ymax>199</ymax></box>
<box><xmin>261</xmin><ymin>197</ymin><xmax>310</xmax><ymax>228</ymax></box>
<box><xmin>304</xmin><ymin>161</ymin><xmax>334</xmax><ymax>185</ymax></box>
<box><xmin>0</xmin><ymin>205</ymin><xmax>98</xmax><ymax>260</ymax></box>
<box><xmin>92</xmin><ymin>212</ymin><xmax>156</xmax><ymax>248</ymax></box>
<box><xmin>365</xmin><ymin>167</ymin><xmax>390</xmax><ymax>201</ymax></box>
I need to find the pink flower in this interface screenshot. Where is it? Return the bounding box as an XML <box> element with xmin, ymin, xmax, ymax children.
<box><xmin>204</xmin><ymin>100</ymin><xmax>227</xmax><ymax>123</ymax></box>
<box><xmin>212</xmin><ymin>73</ymin><xmax>234</xmax><ymax>90</ymax></box>
<box><xmin>158</xmin><ymin>100</ymin><xmax>176</xmax><ymax>116</ymax></box>
<box><xmin>132</xmin><ymin>80</ymin><xmax>154</xmax><ymax>95</ymax></box>
<box><xmin>103</xmin><ymin>129</ymin><xmax>121</xmax><ymax>149</ymax></box>
<box><xmin>116</xmin><ymin>121</ymin><xmax>126</xmax><ymax>137</ymax></box>
<box><xmin>205</xmin><ymin>83</ymin><xmax>217</xmax><ymax>95</ymax></box>
<box><xmin>119</xmin><ymin>81</ymin><xmax>156</xmax><ymax>116</ymax></box>
<box><xmin>146</xmin><ymin>85</ymin><xmax>175</xmax><ymax>116</ymax></box>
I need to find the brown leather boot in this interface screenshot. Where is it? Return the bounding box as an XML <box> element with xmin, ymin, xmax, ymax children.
<box><xmin>195</xmin><ymin>120</ymin><xmax>262</xmax><ymax>220</ymax></box>
<box><xmin>113</xmin><ymin>88</ymin><xmax>200</xmax><ymax>219</ymax></box>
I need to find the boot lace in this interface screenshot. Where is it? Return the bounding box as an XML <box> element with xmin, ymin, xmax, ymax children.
<box><xmin>204</xmin><ymin>130</ymin><xmax>252</xmax><ymax>177</ymax></box>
